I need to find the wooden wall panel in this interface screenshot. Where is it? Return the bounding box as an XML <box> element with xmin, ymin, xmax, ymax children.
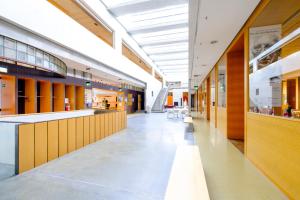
<box><xmin>95</xmin><ymin>115</ymin><xmax>100</xmax><ymax>141</ymax></box>
<box><xmin>227</xmin><ymin>51</ymin><xmax>244</xmax><ymax>140</ymax></box>
<box><xmin>206</xmin><ymin>78</ymin><xmax>210</xmax><ymax>121</ymax></box>
<box><xmin>1</xmin><ymin>75</ymin><xmax>16</xmax><ymax>115</ymax></box>
<box><xmin>25</xmin><ymin>79</ymin><xmax>36</xmax><ymax>114</ymax></box>
<box><xmin>247</xmin><ymin>113</ymin><xmax>300</xmax><ymax>199</ymax></box>
<box><xmin>68</xmin><ymin>118</ymin><xmax>76</xmax><ymax>152</ymax></box>
<box><xmin>124</xmin><ymin>111</ymin><xmax>127</xmax><ymax>128</ymax></box>
<box><xmin>112</xmin><ymin>112</ymin><xmax>116</xmax><ymax>133</ymax></box>
<box><xmin>217</xmin><ymin>107</ymin><xmax>227</xmax><ymax>136</ymax></box>
<box><xmin>116</xmin><ymin>112</ymin><xmax>120</xmax><ymax>132</ymax></box>
<box><xmin>121</xmin><ymin>111</ymin><xmax>124</xmax><ymax>129</ymax></box>
<box><xmin>47</xmin><ymin>121</ymin><xmax>59</xmax><ymax>161</ymax></box>
<box><xmin>34</xmin><ymin>122</ymin><xmax>48</xmax><ymax>167</ymax></box>
<box><xmin>75</xmin><ymin>86</ymin><xmax>85</xmax><ymax>110</ymax></box>
<box><xmin>104</xmin><ymin>113</ymin><xmax>109</xmax><ymax>137</ymax></box>
<box><xmin>76</xmin><ymin>117</ymin><xmax>83</xmax><ymax>149</ymax></box>
<box><xmin>109</xmin><ymin>113</ymin><xmax>113</xmax><ymax>135</ymax></box>
<box><xmin>40</xmin><ymin>81</ymin><xmax>52</xmax><ymax>113</ymax></box>
<box><xmin>58</xmin><ymin>119</ymin><xmax>68</xmax><ymax>157</ymax></box>
<box><xmin>18</xmin><ymin>124</ymin><xmax>35</xmax><ymax>173</ymax></box>
<box><xmin>122</xmin><ymin>43</ymin><xmax>152</xmax><ymax>75</ymax></box>
<box><xmin>83</xmin><ymin>116</ymin><xmax>90</xmax><ymax>146</ymax></box>
<box><xmin>100</xmin><ymin>114</ymin><xmax>105</xmax><ymax>139</ymax></box>
<box><xmin>48</xmin><ymin>0</ymin><xmax>113</xmax><ymax>46</ymax></box>
<box><xmin>89</xmin><ymin>116</ymin><xmax>95</xmax><ymax>143</ymax></box>
<box><xmin>210</xmin><ymin>106</ymin><xmax>215</xmax><ymax>127</ymax></box>
<box><xmin>65</xmin><ymin>85</ymin><xmax>75</xmax><ymax>110</ymax></box>
<box><xmin>53</xmin><ymin>83</ymin><xmax>65</xmax><ymax>112</ymax></box>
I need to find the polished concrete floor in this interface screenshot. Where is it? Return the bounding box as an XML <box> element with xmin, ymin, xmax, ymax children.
<box><xmin>0</xmin><ymin>163</ymin><xmax>14</xmax><ymax>181</ymax></box>
<box><xmin>0</xmin><ymin>113</ymin><xmax>287</xmax><ymax>199</ymax></box>
<box><xmin>0</xmin><ymin>113</ymin><xmax>192</xmax><ymax>200</ymax></box>
<box><xmin>192</xmin><ymin>113</ymin><xmax>287</xmax><ymax>200</ymax></box>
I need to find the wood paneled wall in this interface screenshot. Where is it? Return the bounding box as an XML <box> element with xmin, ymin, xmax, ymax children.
<box><xmin>76</xmin><ymin>86</ymin><xmax>85</xmax><ymax>110</ymax></box>
<box><xmin>25</xmin><ymin>79</ymin><xmax>36</xmax><ymax>114</ymax></box>
<box><xmin>40</xmin><ymin>81</ymin><xmax>52</xmax><ymax>113</ymax></box>
<box><xmin>210</xmin><ymin>106</ymin><xmax>215</xmax><ymax>126</ymax></box>
<box><xmin>122</xmin><ymin>43</ymin><xmax>152</xmax><ymax>75</ymax></box>
<box><xmin>53</xmin><ymin>83</ymin><xmax>65</xmax><ymax>112</ymax></box>
<box><xmin>217</xmin><ymin>107</ymin><xmax>227</xmax><ymax>136</ymax></box>
<box><xmin>227</xmin><ymin>51</ymin><xmax>244</xmax><ymax>140</ymax></box>
<box><xmin>48</xmin><ymin>0</ymin><xmax>113</xmax><ymax>47</ymax></box>
<box><xmin>247</xmin><ymin>112</ymin><xmax>300</xmax><ymax>199</ymax></box>
<box><xmin>0</xmin><ymin>75</ymin><xmax>16</xmax><ymax>115</ymax></box>
<box><xmin>18</xmin><ymin>111</ymin><xmax>127</xmax><ymax>174</ymax></box>
<box><xmin>155</xmin><ymin>71</ymin><xmax>163</xmax><ymax>83</ymax></box>
<box><xmin>65</xmin><ymin>85</ymin><xmax>75</xmax><ymax>110</ymax></box>
<box><xmin>206</xmin><ymin>78</ymin><xmax>210</xmax><ymax>121</ymax></box>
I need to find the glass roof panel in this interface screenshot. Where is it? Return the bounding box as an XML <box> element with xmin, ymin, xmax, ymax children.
<box><xmin>100</xmin><ymin>0</ymin><xmax>189</xmax><ymax>82</ymax></box>
<box><xmin>155</xmin><ymin>59</ymin><xmax>188</xmax><ymax>66</ymax></box>
<box><xmin>101</xmin><ymin>0</ymin><xmax>149</xmax><ymax>8</ymax></box>
<box><xmin>143</xmin><ymin>46</ymin><xmax>188</xmax><ymax>56</ymax></box>
<box><xmin>150</xmin><ymin>52</ymin><xmax>188</xmax><ymax>61</ymax></box>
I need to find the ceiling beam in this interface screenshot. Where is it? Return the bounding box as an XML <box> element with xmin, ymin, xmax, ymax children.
<box><xmin>108</xmin><ymin>0</ymin><xmax>188</xmax><ymax>16</ymax></box>
<box><xmin>148</xmin><ymin>50</ymin><xmax>188</xmax><ymax>55</ymax></box>
<box><xmin>140</xmin><ymin>39</ymin><xmax>188</xmax><ymax>47</ymax></box>
<box><xmin>151</xmin><ymin>57</ymin><xmax>188</xmax><ymax>62</ymax></box>
<box><xmin>129</xmin><ymin>22</ymin><xmax>188</xmax><ymax>35</ymax></box>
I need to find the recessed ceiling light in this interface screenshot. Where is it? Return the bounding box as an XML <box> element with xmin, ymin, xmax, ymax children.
<box><xmin>210</xmin><ymin>40</ymin><xmax>218</xmax><ymax>44</ymax></box>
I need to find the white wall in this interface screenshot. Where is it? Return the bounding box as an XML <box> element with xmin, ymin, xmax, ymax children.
<box><xmin>171</xmin><ymin>88</ymin><xmax>188</xmax><ymax>107</ymax></box>
<box><xmin>0</xmin><ymin>0</ymin><xmax>163</xmax><ymax>109</ymax></box>
<box><xmin>0</xmin><ymin>123</ymin><xmax>17</xmax><ymax>165</ymax></box>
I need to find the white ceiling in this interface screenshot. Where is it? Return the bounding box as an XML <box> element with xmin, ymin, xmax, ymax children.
<box><xmin>100</xmin><ymin>0</ymin><xmax>189</xmax><ymax>85</ymax></box>
<box><xmin>189</xmin><ymin>0</ymin><xmax>261</xmax><ymax>91</ymax></box>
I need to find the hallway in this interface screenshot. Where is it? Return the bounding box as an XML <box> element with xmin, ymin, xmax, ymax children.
<box><xmin>192</xmin><ymin>113</ymin><xmax>287</xmax><ymax>199</ymax></box>
<box><xmin>0</xmin><ymin>113</ymin><xmax>287</xmax><ymax>199</ymax></box>
<box><xmin>0</xmin><ymin>114</ymin><xmax>193</xmax><ymax>200</ymax></box>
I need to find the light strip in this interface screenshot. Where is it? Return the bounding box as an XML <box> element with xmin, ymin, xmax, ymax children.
<box><xmin>0</xmin><ymin>67</ymin><xmax>7</xmax><ymax>73</ymax></box>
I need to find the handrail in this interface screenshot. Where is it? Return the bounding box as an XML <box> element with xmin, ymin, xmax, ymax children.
<box><xmin>249</xmin><ymin>27</ymin><xmax>300</xmax><ymax>72</ymax></box>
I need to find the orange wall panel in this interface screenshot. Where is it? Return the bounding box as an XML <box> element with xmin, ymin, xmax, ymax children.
<box><xmin>227</xmin><ymin>51</ymin><xmax>244</xmax><ymax>140</ymax></box>
<box><xmin>0</xmin><ymin>75</ymin><xmax>16</xmax><ymax>115</ymax></box>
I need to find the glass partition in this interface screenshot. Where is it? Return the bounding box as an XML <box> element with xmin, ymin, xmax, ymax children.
<box><xmin>0</xmin><ymin>35</ymin><xmax>67</xmax><ymax>77</ymax></box>
<box><xmin>249</xmin><ymin>0</ymin><xmax>300</xmax><ymax>119</ymax></box>
<box><xmin>218</xmin><ymin>56</ymin><xmax>226</xmax><ymax>107</ymax></box>
<box><xmin>211</xmin><ymin>69</ymin><xmax>216</xmax><ymax>106</ymax></box>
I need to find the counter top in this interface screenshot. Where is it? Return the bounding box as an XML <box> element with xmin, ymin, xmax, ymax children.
<box><xmin>0</xmin><ymin>110</ymin><xmax>95</xmax><ymax>123</ymax></box>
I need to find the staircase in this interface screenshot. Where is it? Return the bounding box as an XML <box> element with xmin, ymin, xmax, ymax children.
<box><xmin>151</xmin><ymin>87</ymin><xmax>168</xmax><ymax>113</ymax></box>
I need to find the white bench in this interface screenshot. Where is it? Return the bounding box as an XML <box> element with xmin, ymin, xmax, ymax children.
<box><xmin>184</xmin><ymin>117</ymin><xmax>194</xmax><ymax>132</ymax></box>
<box><xmin>164</xmin><ymin>146</ymin><xmax>210</xmax><ymax>200</ymax></box>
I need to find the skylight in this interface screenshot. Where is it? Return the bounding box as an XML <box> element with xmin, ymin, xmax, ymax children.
<box><xmin>100</xmin><ymin>0</ymin><xmax>189</xmax><ymax>83</ymax></box>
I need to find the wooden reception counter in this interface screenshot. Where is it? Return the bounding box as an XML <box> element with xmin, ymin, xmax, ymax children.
<box><xmin>0</xmin><ymin>109</ymin><xmax>127</xmax><ymax>174</ymax></box>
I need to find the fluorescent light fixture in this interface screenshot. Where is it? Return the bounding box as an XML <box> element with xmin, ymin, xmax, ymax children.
<box><xmin>119</xmin><ymin>14</ymin><xmax>188</xmax><ymax>30</ymax></box>
<box><xmin>158</xmin><ymin>65</ymin><xmax>188</xmax><ymax>69</ymax></box>
<box><xmin>133</xmin><ymin>28</ymin><xmax>188</xmax><ymax>39</ymax></box>
<box><xmin>0</xmin><ymin>67</ymin><xmax>8</xmax><ymax>73</ymax></box>
<box><xmin>143</xmin><ymin>43</ymin><xmax>188</xmax><ymax>54</ymax></box>
<box><xmin>156</xmin><ymin>59</ymin><xmax>188</xmax><ymax>66</ymax></box>
<box><xmin>150</xmin><ymin>52</ymin><xmax>188</xmax><ymax>61</ymax></box>
<box><xmin>117</xmin><ymin>4</ymin><xmax>188</xmax><ymax>30</ymax></box>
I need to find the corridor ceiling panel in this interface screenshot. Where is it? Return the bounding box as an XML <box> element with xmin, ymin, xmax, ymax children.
<box><xmin>101</xmin><ymin>0</ymin><xmax>189</xmax><ymax>84</ymax></box>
